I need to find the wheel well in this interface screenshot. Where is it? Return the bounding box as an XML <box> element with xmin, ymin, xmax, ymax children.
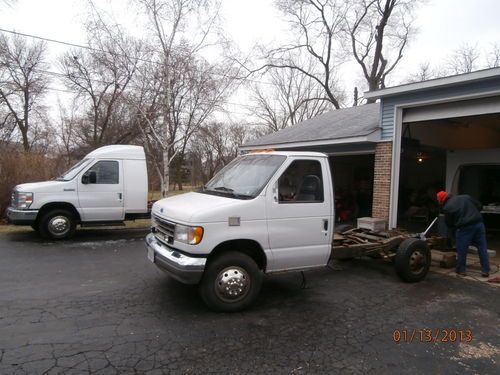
<box><xmin>208</xmin><ymin>239</ymin><xmax>267</xmax><ymax>271</ymax></box>
<box><xmin>36</xmin><ymin>203</ymin><xmax>81</xmax><ymax>225</ymax></box>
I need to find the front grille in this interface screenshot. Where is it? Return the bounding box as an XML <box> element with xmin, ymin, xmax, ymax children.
<box><xmin>152</xmin><ymin>214</ymin><xmax>176</xmax><ymax>244</ymax></box>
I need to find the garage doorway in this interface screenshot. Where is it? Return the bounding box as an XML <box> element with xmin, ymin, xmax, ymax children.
<box><xmin>329</xmin><ymin>154</ymin><xmax>374</xmax><ymax>223</ymax></box>
<box><xmin>397</xmin><ymin>110</ymin><xmax>500</xmax><ymax>249</ymax></box>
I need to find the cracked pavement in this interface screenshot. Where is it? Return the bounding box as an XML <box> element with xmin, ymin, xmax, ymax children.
<box><xmin>0</xmin><ymin>228</ymin><xmax>499</xmax><ymax>374</ymax></box>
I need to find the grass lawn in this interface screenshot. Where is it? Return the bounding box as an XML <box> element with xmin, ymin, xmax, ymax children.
<box><xmin>0</xmin><ymin>219</ymin><xmax>152</xmax><ymax>235</ymax></box>
<box><xmin>0</xmin><ymin>187</ymin><xmax>200</xmax><ymax>235</ymax></box>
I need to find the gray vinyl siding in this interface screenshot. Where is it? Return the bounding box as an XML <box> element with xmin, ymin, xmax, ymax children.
<box><xmin>380</xmin><ymin>77</ymin><xmax>500</xmax><ymax>139</ymax></box>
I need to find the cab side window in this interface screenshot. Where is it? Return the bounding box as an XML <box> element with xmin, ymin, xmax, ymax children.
<box><xmin>278</xmin><ymin>160</ymin><xmax>323</xmax><ymax>203</ymax></box>
<box><xmin>87</xmin><ymin>161</ymin><xmax>119</xmax><ymax>184</ymax></box>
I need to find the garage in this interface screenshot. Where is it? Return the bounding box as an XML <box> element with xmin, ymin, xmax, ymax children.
<box><xmin>364</xmin><ymin>68</ymin><xmax>500</xmax><ymax>250</ymax></box>
<box><xmin>399</xmin><ymin>111</ymin><xmax>500</xmax><ymax>223</ymax></box>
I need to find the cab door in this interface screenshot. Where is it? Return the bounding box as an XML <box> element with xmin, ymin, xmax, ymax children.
<box><xmin>266</xmin><ymin>158</ymin><xmax>333</xmax><ymax>271</ymax></box>
<box><xmin>78</xmin><ymin>159</ymin><xmax>124</xmax><ymax>221</ymax></box>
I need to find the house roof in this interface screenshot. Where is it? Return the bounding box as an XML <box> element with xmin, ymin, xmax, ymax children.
<box><xmin>364</xmin><ymin>67</ymin><xmax>500</xmax><ymax>100</ymax></box>
<box><xmin>241</xmin><ymin>103</ymin><xmax>380</xmax><ymax>150</ymax></box>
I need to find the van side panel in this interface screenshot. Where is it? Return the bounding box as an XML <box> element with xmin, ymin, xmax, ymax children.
<box><xmin>123</xmin><ymin>159</ymin><xmax>148</xmax><ymax>213</ymax></box>
<box><xmin>446</xmin><ymin>148</ymin><xmax>500</xmax><ymax>193</ymax></box>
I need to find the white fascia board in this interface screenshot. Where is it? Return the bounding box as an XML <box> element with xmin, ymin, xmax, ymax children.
<box><xmin>364</xmin><ymin>67</ymin><xmax>500</xmax><ymax>100</ymax></box>
<box><xmin>240</xmin><ymin>128</ymin><xmax>381</xmax><ymax>151</ymax></box>
<box><xmin>403</xmin><ymin>95</ymin><xmax>500</xmax><ymax>123</ymax></box>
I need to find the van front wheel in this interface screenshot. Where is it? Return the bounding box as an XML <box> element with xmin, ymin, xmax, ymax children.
<box><xmin>200</xmin><ymin>252</ymin><xmax>263</xmax><ymax>312</ymax></box>
<box><xmin>40</xmin><ymin>209</ymin><xmax>76</xmax><ymax>240</ymax></box>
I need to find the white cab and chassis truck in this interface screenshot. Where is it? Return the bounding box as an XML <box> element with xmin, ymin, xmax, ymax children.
<box><xmin>6</xmin><ymin>145</ymin><xmax>150</xmax><ymax>239</ymax></box>
<box><xmin>146</xmin><ymin>151</ymin><xmax>431</xmax><ymax>312</ymax></box>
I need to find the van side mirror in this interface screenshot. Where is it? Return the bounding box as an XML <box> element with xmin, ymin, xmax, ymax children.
<box><xmin>82</xmin><ymin>171</ymin><xmax>97</xmax><ymax>184</ymax></box>
<box><xmin>273</xmin><ymin>182</ymin><xmax>278</xmax><ymax>202</ymax></box>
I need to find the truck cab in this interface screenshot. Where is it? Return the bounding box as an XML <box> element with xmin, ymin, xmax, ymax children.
<box><xmin>146</xmin><ymin>151</ymin><xmax>335</xmax><ymax>311</ymax></box>
<box><xmin>6</xmin><ymin>145</ymin><xmax>149</xmax><ymax>239</ymax></box>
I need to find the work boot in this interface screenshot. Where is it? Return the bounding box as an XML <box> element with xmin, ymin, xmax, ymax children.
<box><xmin>481</xmin><ymin>272</ymin><xmax>490</xmax><ymax>278</ymax></box>
<box><xmin>456</xmin><ymin>271</ymin><xmax>467</xmax><ymax>277</ymax></box>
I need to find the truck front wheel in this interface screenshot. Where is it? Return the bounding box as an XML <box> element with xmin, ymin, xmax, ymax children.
<box><xmin>200</xmin><ymin>252</ymin><xmax>263</xmax><ymax>312</ymax></box>
<box><xmin>394</xmin><ymin>238</ymin><xmax>430</xmax><ymax>283</ymax></box>
<box><xmin>39</xmin><ymin>209</ymin><xmax>76</xmax><ymax>240</ymax></box>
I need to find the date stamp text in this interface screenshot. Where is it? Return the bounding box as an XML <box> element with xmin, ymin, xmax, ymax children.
<box><xmin>393</xmin><ymin>329</ymin><xmax>473</xmax><ymax>343</ymax></box>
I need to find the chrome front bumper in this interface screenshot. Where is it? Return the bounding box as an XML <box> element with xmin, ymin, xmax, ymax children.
<box><xmin>145</xmin><ymin>233</ymin><xmax>206</xmax><ymax>284</ymax></box>
<box><xmin>5</xmin><ymin>207</ymin><xmax>38</xmax><ymax>225</ymax></box>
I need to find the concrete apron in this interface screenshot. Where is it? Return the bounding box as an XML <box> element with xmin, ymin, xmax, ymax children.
<box><xmin>430</xmin><ymin>249</ymin><xmax>500</xmax><ymax>287</ymax></box>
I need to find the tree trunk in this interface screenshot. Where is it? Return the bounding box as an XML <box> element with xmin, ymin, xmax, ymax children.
<box><xmin>162</xmin><ymin>147</ymin><xmax>170</xmax><ymax>197</ymax></box>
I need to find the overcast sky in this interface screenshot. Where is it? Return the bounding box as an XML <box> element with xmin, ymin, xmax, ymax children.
<box><xmin>0</xmin><ymin>0</ymin><xmax>499</xmax><ymax>118</ymax></box>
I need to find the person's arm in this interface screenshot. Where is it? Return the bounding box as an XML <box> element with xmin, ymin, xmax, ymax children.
<box><xmin>444</xmin><ymin>209</ymin><xmax>455</xmax><ymax>229</ymax></box>
<box><xmin>470</xmin><ymin>196</ymin><xmax>482</xmax><ymax>211</ymax></box>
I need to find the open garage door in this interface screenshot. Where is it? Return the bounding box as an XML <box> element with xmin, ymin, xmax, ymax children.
<box><xmin>396</xmin><ymin>98</ymin><xmax>500</xmax><ymax>249</ymax></box>
<box><xmin>329</xmin><ymin>154</ymin><xmax>374</xmax><ymax>224</ymax></box>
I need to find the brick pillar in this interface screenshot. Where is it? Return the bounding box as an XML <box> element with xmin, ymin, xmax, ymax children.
<box><xmin>372</xmin><ymin>141</ymin><xmax>393</xmax><ymax>220</ymax></box>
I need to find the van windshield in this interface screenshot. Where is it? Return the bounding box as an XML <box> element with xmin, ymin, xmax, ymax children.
<box><xmin>202</xmin><ymin>154</ymin><xmax>286</xmax><ymax>199</ymax></box>
<box><xmin>55</xmin><ymin>159</ymin><xmax>92</xmax><ymax>181</ymax></box>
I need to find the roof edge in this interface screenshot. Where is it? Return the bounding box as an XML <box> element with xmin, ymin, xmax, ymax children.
<box><xmin>364</xmin><ymin>67</ymin><xmax>500</xmax><ymax>100</ymax></box>
<box><xmin>240</xmin><ymin>128</ymin><xmax>381</xmax><ymax>151</ymax></box>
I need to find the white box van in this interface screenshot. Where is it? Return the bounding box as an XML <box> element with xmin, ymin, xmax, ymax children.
<box><xmin>6</xmin><ymin>145</ymin><xmax>149</xmax><ymax>239</ymax></box>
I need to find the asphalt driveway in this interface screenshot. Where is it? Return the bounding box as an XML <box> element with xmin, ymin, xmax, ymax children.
<box><xmin>0</xmin><ymin>228</ymin><xmax>498</xmax><ymax>374</ymax></box>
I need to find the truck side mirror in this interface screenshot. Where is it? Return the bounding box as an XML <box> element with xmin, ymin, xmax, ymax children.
<box><xmin>89</xmin><ymin>171</ymin><xmax>97</xmax><ymax>184</ymax></box>
<box><xmin>272</xmin><ymin>182</ymin><xmax>278</xmax><ymax>202</ymax></box>
<box><xmin>82</xmin><ymin>171</ymin><xmax>97</xmax><ymax>184</ymax></box>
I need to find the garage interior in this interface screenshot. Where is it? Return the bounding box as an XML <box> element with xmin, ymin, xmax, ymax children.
<box><xmin>329</xmin><ymin>154</ymin><xmax>374</xmax><ymax>223</ymax></box>
<box><xmin>397</xmin><ymin>100</ymin><xmax>500</xmax><ymax>250</ymax></box>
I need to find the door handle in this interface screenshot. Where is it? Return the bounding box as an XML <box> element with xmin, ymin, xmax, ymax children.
<box><xmin>323</xmin><ymin>219</ymin><xmax>328</xmax><ymax>231</ymax></box>
<box><xmin>118</xmin><ymin>193</ymin><xmax>122</xmax><ymax>200</ymax></box>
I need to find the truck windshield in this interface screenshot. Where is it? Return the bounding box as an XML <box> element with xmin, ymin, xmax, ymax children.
<box><xmin>203</xmin><ymin>154</ymin><xmax>286</xmax><ymax>199</ymax></box>
<box><xmin>55</xmin><ymin>159</ymin><xmax>92</xmax><ymax>181</ymax></box>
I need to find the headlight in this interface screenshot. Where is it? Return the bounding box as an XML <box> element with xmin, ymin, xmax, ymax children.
<box><xmin>14</xmin><ymin>192</ymin><xmax>34</xmax><ymax>209</ymax></box>
<box><xmin>174</xmin><ymin>224</ymin><xmax>204</xmax><ymax>245</ymax></box>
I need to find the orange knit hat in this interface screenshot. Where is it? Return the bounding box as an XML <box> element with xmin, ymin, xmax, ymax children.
<box><xmin>436</xmin><ymin>191</ymin><xmax>448</xmax><ymax>203</ymax></box>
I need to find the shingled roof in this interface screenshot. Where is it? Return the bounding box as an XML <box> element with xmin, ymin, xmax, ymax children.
<box><xmin>241</xmin><ymin>103</ymin><xmax>380</xmax><ymax>149</ymax></box>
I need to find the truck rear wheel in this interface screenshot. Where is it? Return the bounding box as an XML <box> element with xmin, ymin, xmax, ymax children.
<box><xmin>200</xmin><ymin>252</ymin><xmax>263</xmax><ymax>312</ymax></box>
<box><xmin>39</xmin><ymin>209</ymin><xmax>76</xmax><ymax>240</ymax></box>
<box><xmin>394</xmin><ymin>238</ymin><xmax>430</xmax><ymax>283</ymax></box>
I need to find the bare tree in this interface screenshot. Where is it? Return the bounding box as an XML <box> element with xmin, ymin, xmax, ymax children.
<box><xmin>446</xmin><ymin>43</ymin><xmax>480</xmax><ymax>75</ymax></box>
<box><xmin>0</xmin><ymin>34</ymin><xmax>49</xmax><ymax>151</ymax></box>
<box><xmin>486</xmin><ymin>42</ymin><xmax>500</xmax><ymax>68</ymax></box>
<box><xmin>59</xmin><ymin>23</ymin><xmax>141</xmax><ymax>147</ymax></box>
<box><xmin>55</xmin><ymin>99</ymin><xmax>78</xmax><ymax>166</ymax></box>
<box><xmin>136</xmin><ymin>0</ymin><xmax>240</xmax><ymax>196</ymax></box>
<box><xmin>404</xmin><ymin>61</ymin><xmax>450</xmax><ymax>83</ymax></box>
<box><xmin>252</xmin><ymin>57</ymin><xmax>335</xmax><ymax>132</ymax></box>
<box><xmin>348</xmin><ymin>0</ymin><xmax>416</xmax><ymax>100</ymax></box>
<box><xmin>189</xmin><ymin>122</ymin><xmax>252</xmax><ymax>184</ymax></box>
<box><xmin>255</xmin><ymin>0</ymin><xmax>349</xmax><ymax>109</ymax></box>
<box><xmin>254</xmin><ymin>0</ymin><xmax>416</xmax><ymax>110</ymax></box>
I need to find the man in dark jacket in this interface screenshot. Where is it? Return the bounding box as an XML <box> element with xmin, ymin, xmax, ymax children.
<box><xmin>436</xmin><ymin>191</ymin><xmax>490</xmax><ymax>277</ymax></box>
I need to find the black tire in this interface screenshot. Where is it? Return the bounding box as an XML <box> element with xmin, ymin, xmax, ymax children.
<box><xmin>394</xmin><ymin>238</ymin><xmax>430</xmax><ymax>283</ymax></box>
<box><xmin>200</xmin><ymin>252</ymin><xmax>263</xmax><ymax>312</ymax></box>
<box><xmin>334</xmin><ymin>224</ymin><xmax>354</xmax><ymax>234</ymax></box>
<box><xmin>39</xmin><ymin>209</ymin><xmax>76</xmax><ymax>240</ymax></box>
